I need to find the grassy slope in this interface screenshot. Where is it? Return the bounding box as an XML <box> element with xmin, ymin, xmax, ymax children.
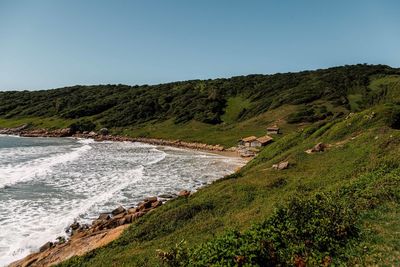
<box><xmin>1</xmin><ymin>67</ymin><xmax>399</xmax><ymax>265</ymax></box>
<box><xmin>58</xmin><ymin>105</ymin><xmax>400</xmax><ymax>266</ymax></box>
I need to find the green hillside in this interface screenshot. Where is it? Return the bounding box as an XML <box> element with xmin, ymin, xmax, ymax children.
<box><xmin>2</xmin><ymin>64</ymin><xmax>400</xmax><ymax>266</ymax></box>
<box><xmin>1</xmin><ymin>64</ymin><xmax>399</xmax><ymax>146</ymax></box>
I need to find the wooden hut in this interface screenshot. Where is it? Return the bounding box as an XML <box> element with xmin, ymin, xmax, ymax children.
<box><xmin>252</xmin><ymin>135</ymin><xmax>273</xmax><ymax>147</ymax></box>
<box><xmin>267</xmin><ymin>125</ymin><xmax>280</xmax><ymax>135</ymax></box>
<box><xmin>238</xmin><ymin>136</ymin><xmax>257</xmax><ymax>147</ymax></box>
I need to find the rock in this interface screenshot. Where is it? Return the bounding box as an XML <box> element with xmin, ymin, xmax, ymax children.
<box><xmin>178</xmin><ymin>190</ymin><xmax>191</xmax><ymax>197</ymax></box>
<box><xmin>59</xmin><ymin>128</ymin><xmax>72</xmax><ymax>137</ymax></box>
<box><xmin>137</xmin><ymin>201</ymin><xmax>152</xmax><ymax>211</ymax></box>
<box><xmin>118</xmin><ymin>217</ymin><xmax>126</xmax><ymax>226</ymax></box>
<box><xmin>124</xmin><ymin>214</ymin><xmax>134</xmax><ymax>223</ymax></box>
<box><xmin>311</xmin><ymin>142</ymin><xmax>326</xmax><ymax>152</ymax></box>
<box><xmin>92</xmin><ymin>219</ymin><xmax>105</xmax><ymax>227</ymax></box>
<box><xmin>158</xmin><ymin>194</ymin><xmax>175</xmax><ymax>199</ymax></box>
<box><xmin>111</xmin><ymin>206</ymin><xmax>126</xmax><ymax>216</ymax></box>
<box><xmin>99</xmin><ymin>128</ymin><xmax>109</xmax><ymax>135</ymax></box>
<box><xmin>113</xmin><ymin>213</ymin><xmax>126</xmax><ymax>220</ymax></box>
<box><xmin>70</xmin><ymin>221</ymin><xmax>80</xmax><ymax>230</ymax></box>
<box><xmin>56</xmin><ymin>236</ymin><xmax>66</xmax><ymax>244</ymax></box>
<box><xmin>98</xmin><ymin>213</ymin><xmax>110</xmax><ymax>221</ymax></box>
<box><xmin>151</xmin><ymin>200</ymin><xmax>162</xmax><ymax>208</ymax></box>
<box><xmin>127</xmin><ymin>207</ymin><xmax>138</xmax><ymax>214</ymax></box>
<box><xmin>272</xmin><ymin>161</ymin><xmax>289</xmax><ymax>170</ymax></box>
<box><xmin>88</xmin><ymin>131</ymin><xmax>97</xmax><ymax>137</ymax></box>
<box><xmin>39</xmin><ymin>242</ymin><xmax>53</xmax><ymax>252</ymax></box>
<box><xmin>131</xmin><ymin>211</ymin><xmax>146</xmax><ymax>220</ymax></box>
<box><xmin>143</xmin><ymin>196</ymin><xmax>158</xmax><ymax>203</ymax></box>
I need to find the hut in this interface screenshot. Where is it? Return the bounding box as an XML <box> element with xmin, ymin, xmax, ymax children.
<box><xmin>267</xmin><ymin>125</ymin><xmax>280</xmax><ymax>135</ymax></box>
<box><xmin>238</xmin><ymin>136</ymin><xmax>257</xmax><ymax>147</ymax></box>
<box><xmin>252</xmin><ymin>135</ymin><xmax>273</xmax><ymax>147</ymax></box>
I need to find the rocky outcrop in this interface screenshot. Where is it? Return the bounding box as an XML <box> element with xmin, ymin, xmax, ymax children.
<box><xmin>90</xmin><ymin>135</ymin><xmax>225</xmax><ymax>152</ymax></box>
<box><xmin>19</xmin><ymin>128</ymin><xmax>73</xmax><ymax>137</ymax></box>
<box><xmin>178</xmin><ymin>190</ymin><xmax>191</xmax><ymax>197</ymax></box>
<box><xmin>272</xmin><ymin>161</ymin><xmax>289</xmax><ymax>170</ymax></box>
<box><xmin>1</xmin><ymin>125</ymin><xmax>227</xmax><ymax>152</ymax></box>
<box><xmin>0</xmin><ymin>124</ymin><xmax>29</xmax><ymax>134</ymax></box>
<box><xmin>10</xmin><ymin>194</ymin><xmax>175</xmax><ymax>267</ymax></box>
<box><xmin>306</xmin><ymin>142</ymin><xmax>327</xmax><ymax>154</ymax></box>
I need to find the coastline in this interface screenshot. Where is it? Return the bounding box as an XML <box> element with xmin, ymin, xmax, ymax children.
<box><xmin>2</xmin><ymin>129</ymin><xmax>248</xmax><ymax>266</ymax></box>
<box><xmin>0</xmin><ymin>126</ymin><xmax>246</xmax><ymax>159</ymax></box>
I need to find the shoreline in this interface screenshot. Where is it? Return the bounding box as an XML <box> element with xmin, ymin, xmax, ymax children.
<box><xmin>0</xmin><ymin>126</ymin><xmax>247</xmax><ymax>159</ymax></box>
<box><xmin>2</xmin><ymin>129</ymin><xmax>249</xmax><ymax>266</ymax></box>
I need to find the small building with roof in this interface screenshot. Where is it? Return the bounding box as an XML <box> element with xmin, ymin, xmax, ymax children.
<box><xmin>238</xmin><ymin>135</ymin><xmax>273</xmax><ymax>147</ymax></box>
<box><xmin>238</xmin><ymin>136</ymin><xmax>257</xmax><ymax>147</ymax></box>
<box><xmin>252</xmin><ymin>135</ymin><xmax>273</xmax><ymax>147</ymax></box>
<box><xmin>267</xmin><ymin>125</ymin><xmax>280</xmax><ymax>135</ymax></box>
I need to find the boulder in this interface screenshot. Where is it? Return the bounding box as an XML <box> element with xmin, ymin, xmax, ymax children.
<box><xmin>113</xmin><ymin>213</ymin><xmax>126</xmax><ymax>220</ymax></box>
<box><xmin>311</xmin><ymin>142</ymin><xmax>326</xmax><ymax>152</ymax></box>
<box><xmin>158</xmin><ymin>194</ymin><xmax>175</xmax><ymax>199</ymax></box>
<box><xmin>151</xmin><ymin>200</ymin><xmax>162</xmax><ymax>208</ymax></box>
<box><xmin>92</xmin><ymin>219</ymin><xmax>105</xmax><ymax>227</ymax></box>
<box><xmin>99</xmin><ymin>128</ymin><xmax>109</xmax><ymax>136</ymax></box>
<box><xmin>137</xmin><ymin>201</ymin><xmax>152</xmax><ymax>211</ymax></box>
<box><xmin>111</xmin><ymin>206</ymin><xmax>126</xmax><ymax>216</ymax></box>
<box><xmin>118</xmin><ymin>217</ymin><xmax>127</xmax><ymax>226</ymax></box>
<box><xmin>70</xmin><ymin>221</ymin><xmax>80</xmax><ymax>230</ymax></box>
<box><xmin>127</xmin><ymin>207</ymin><xmax>138</xmax><ymax>214</ymax></box>
<box><xmin>131</xmin><ymin>211</ymin><xmax>146</xmax><ymax>220</ymax></box>
<box><xmin>39</xmin><ymin>242</ymin><xmax>53</xmax><ymax>252</ymax></box>
<box><xmin>124</xmin><ymin>214</ymin><xmax>134</xmax><ymax>223</ymax></box>
<box><xmin>98</xmin><ymin>213</ymin><xmax>110</xmax><ymax>221</ymax></box>
<box><xmin>59</xmin><ymin>128</ymin><xmax>72</xmax><ymax>137</ymax></box>
<box><xmin>272</xmin><ymin>161</ymin><xmax>289</xmax><ymax>170</ymax></box>
<box><xmin>178</xmin><ymin>190</ymin><xmax>191</xmax><ymax>197</ymax></box>
<box><xmin>143</xmin><ymin>196</ymin><xmax>158</xmax><ymax>203</ymax></box>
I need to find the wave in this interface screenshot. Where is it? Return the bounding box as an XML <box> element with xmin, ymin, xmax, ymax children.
<box><xmin>0</xmin><ymin>143</ymin><xmax>92</xmax><ymax>189</ymax></box>
<box><xmin>0</xmin><ymin>166</ymin><xmax>144</xmax><ymax>266</ymax></box>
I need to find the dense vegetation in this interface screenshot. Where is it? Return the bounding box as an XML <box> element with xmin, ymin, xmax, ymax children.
<box><xmin>0</xmin><ymin>64</ymin><xmax>398</xmax><ymax>127</ymax></box>
<box><xmin>2</xmin><ymin>64</ymin><xmax>400</xmax><ymax>266</ymax></box>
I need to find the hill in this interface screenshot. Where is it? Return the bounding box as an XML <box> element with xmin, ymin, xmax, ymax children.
<box><xmin>1</xmin><ymin>64</ymin><xmax>399</xmax><ymax>147</ymax></box>
<box><xmin>2</xmin><ymin>64</ymin><xmax>400</xmax><ymax>266</ymax></box>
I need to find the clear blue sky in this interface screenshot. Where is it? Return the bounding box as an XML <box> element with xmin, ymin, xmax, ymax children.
<box><xmin>0</xmin><ymin>0</ymin><xmax>399</xmax><ymax>91</ymax></box>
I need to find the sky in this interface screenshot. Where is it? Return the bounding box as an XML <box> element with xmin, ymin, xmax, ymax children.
<box><xmin>0</xmin><ymin>0</ymin><xmax>399</xmax><ymax>91</ymax></box>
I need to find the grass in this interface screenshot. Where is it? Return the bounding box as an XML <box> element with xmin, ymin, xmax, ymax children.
<box><xmin>221</xmin><ymin>96</ymin><xmax>251</xmax><ymax>124</ymax></box>
<box><xmin>0</xmin><ymin>117</ymin><xmax>76</xmax><ymax>129</ymax></box>
<box><xmin>58</xmin><ymin>105</ymin><xmax>400</xmax><ymax>266</ymax></box>
<box><xmin>347</xmin><ymin>94</ymin><xmax>363</xmax><ymax>111</ymax></box>
<box><xmin>112</xmin><ymin>105</ymin><xmax>298</xmax><ymax>147</ymax></box>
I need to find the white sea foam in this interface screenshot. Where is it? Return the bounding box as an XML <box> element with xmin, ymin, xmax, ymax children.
<box><xmin>0</xmin><ymin>143</ymin><xmax>92</xmax><ymax>189</ymax></box>
<box><xmin>0</xmin><ymin>137</ymin><xmax>244</xmax><ymax>266</ymax></box>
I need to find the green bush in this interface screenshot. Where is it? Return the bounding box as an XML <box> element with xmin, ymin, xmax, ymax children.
<box><xmin>69</xmin><ymin>120</ymin><xmax>96</xmax><ymax>133</ymax></box>
<box><xmin>159</xmin><ymin>193</ymin><xmax>359</xmax><ymax>266</ymax></box>
<box><xmin>387</xmin><ymin>105</ymin><xmax>400</xmax><ymax>129</ymax></box>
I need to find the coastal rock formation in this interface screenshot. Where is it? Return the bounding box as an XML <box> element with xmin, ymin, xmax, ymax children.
<box><xmin>272</xmin><ymin>161</ymin><xmax>289</xmax><ymax>170</ymax></box>
<box><xmin>11</xmin><ymin>195</ymin><xmax>168</xmax><ymax>267</ymax></box>
<box><xmin>0</xmin><ymin>125</ymin><xmax>228</xmax><ymax>153</ymax></box>
<box><xmin>306</xmin><ymin>142</ymin><xmax>327</xmax><ymax>154</ymax></box>
<box><xmin>178</xmin><ymin>190</ymin><xmax>191</xmax><ymax>197</ymax></box>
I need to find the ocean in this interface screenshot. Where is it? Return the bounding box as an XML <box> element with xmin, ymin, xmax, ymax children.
<box><xmin>0</xmin><ymin>135</ymin><xmax>244</xmax><ymax>266</ymax></box>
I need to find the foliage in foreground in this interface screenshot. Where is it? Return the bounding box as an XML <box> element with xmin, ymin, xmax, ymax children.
<box><xmin>158</xmin><ymin>193</ymin><xmax>358</xmax><ymax>266</ymax></box>
<box><xmin>158</xmin><ymin>165</ymin><xmax>400</xmax><ymax>267</ymax></box>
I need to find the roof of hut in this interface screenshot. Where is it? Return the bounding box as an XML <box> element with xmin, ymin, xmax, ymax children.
<box><xmin>256</xmin><ymin>135</ymin><xmax>273</xmax><ymax>144</ymax></box>
<box><xmin>241</xmin><ymin>136</ymin><xmax>257</xmax><ymax>142</ymax></box>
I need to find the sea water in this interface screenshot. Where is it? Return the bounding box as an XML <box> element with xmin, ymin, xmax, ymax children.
<box><xmin>0</xmin><ymin>135</ymin><xmax>245</xmax><ymax>266</ymax></box>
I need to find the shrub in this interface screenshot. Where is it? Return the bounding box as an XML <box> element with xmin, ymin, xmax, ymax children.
<box><xmin>69</xmin><ymin>120</ymin><xmax>96</xmax><ymax>133</ymax></box>
<box><xmin>387</xmin><ymin>105</ymin><xmax>400</xmax><ymax>129</ymax></box>
<box><xmin>159</xmin><ymin>193</ymin><xmax>359</xmax><ymax>266</ymax></box>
